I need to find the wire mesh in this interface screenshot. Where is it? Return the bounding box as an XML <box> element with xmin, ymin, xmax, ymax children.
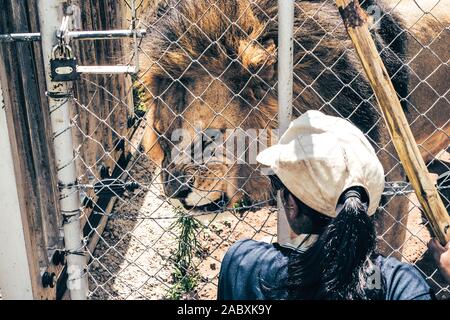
<box><xmin>61</xmin><ymin>0</ymin><xmax>449</xmax><ymax>300</ymax></box>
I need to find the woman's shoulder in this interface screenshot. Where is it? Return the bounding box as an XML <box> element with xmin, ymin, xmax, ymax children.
<box><xmin>375</xmin><ymin>255</ymin><xmax>435</xmax><ymax>300</ymax></box>
<box><xmin>225</xmin><ymin>239</ymin><xmax>278</xmax><ymax>256</ymax></box>
<box><xmin>218</xmin><ymin>239</ymin><xmax>289</xmax><ymax>300</ymax></box>
<box><xmin>221</xmin><ymin>239</ymin><xmax>289</xmax><ymax>276</ymax></box>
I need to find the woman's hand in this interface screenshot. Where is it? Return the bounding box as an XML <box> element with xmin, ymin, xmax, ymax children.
<box><xmin>428</xmin><ymin>238</ymin><xmax>450</xmax><ymax>284</ymax></box>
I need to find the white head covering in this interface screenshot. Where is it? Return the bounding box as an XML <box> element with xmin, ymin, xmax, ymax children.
<box><xmin>257</xmin><ymin>110</ymin><xmax>385</xmax><ymax>217</ymax></box>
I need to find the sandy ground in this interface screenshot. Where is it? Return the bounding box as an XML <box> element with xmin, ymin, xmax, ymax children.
<box><xmin>88</xmin><ymin>155</ymin><xmax>449</xmax><ymax>300</ymax></box>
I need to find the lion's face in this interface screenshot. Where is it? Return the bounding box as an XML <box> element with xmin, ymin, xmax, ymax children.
<box><xmin>138</xmin><ymin>0</ymin><xmax>368</xmax><ymax>211</ymax></box>
<box><xmin>138</xmin><ymin>1</ymin><xmax>287</xmax><ymax>210</ymax></box>
<box><xmin>139</xmin><ymin>0</ymin><xmax>450</xmax><ymax>212</ymax></box>
<box><xmin>145</xmin><ymin>72</ymin><xmax>278</xmax><ymax>210</ymax></box>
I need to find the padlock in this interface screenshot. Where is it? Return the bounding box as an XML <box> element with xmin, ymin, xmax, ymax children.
<box><xmin>50</xmin><ymin>45</ymin><xmax>79</xmax><ymax>82</ymax></box>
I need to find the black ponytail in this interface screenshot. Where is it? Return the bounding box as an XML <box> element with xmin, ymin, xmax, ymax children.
<box><xmin>286</xmin><ymin>187</ymin><xmax>383</xmax><ymax>300</ymax></box>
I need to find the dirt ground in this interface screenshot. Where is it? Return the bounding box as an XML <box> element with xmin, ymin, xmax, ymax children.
<box><xmin>88</xmin><ymin>155</ymin><xmax>449</xmax><ymax>300</ymax></box>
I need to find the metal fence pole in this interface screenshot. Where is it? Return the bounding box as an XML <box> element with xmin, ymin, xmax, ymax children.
<box><xmin>37</xmin><ymin>0</ymin><xmax>88</xmax><ymax>300</ymax></box>
<box><xmin>277</xmin><ymin>0</ymin><xmax>295</xmax><ymax>244</ymax></box>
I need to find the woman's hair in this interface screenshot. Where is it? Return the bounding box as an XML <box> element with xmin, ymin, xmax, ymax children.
<box><xmin>285</xmin><ymin>186</ymin><xmax>384</xmax><ymax>300</ymax></box>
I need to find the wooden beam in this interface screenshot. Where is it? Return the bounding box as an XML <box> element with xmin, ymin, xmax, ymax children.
<box><xmin>335</xmin><ymin>0</ymin><xmax>450</xmax><ymax>244</ymax></box>
<box><xmin>0</xmin><ymin>68</ymin><xmax>35</xmax><ymax>300</ymax></box>
<box><xmin>0</xmin><ymin>0</ymin><xmax>65</xmax><ymax>299</ymax></box>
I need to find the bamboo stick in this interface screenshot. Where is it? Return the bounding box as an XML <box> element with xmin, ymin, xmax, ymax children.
<box><xmin>335</xmin><ymin>0</ymin><xmax>450</xmax><ymax>244</ymax></box>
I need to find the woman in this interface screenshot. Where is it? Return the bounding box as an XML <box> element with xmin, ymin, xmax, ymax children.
<box><xmin>218</xmin><ymin>111</ymin><xmax>434</xmax><ymax>300</ymax></box>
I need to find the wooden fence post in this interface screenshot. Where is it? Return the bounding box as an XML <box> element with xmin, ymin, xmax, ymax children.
<box><xmin>0</xmin><ymin>0</ymin><xmax>63</xmax><ymax>300</ymax></box>
<box><xmin>0</xmin><ymin>72</ymin><xmax>35</xmax><ymax>300</ymax></box>
<box><xmin>335</xmin><ymin>0</ymin><xmax>450</xmax><ymax>244</ymax></box>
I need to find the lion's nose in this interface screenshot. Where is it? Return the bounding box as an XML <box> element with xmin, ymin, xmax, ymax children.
<box><xmin>164</xmin><ymin>170</ymin><xmax>192</xmax><ymax>199</ymax></box>
<box><xmin>171</xmin><ymin>183</ymin><xmax>191</xmax><ymax>199</ymax></box>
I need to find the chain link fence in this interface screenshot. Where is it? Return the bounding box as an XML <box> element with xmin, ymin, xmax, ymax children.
<box><xmin>56</xmin><ymin>0</ymin><xmax>449</xmax><ymax>300</ymax></box>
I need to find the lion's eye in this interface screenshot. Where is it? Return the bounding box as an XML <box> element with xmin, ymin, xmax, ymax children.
<box><xmin>184</xmin><ymin>172</ymin><xmax>195</xmax><ymax>186</ymax></box>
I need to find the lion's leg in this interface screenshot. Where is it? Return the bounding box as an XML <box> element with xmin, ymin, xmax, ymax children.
<box><xmin>228</xmin><ymin>164</ymin><xmax>273</xmax><ymax>209</ymax></box>
<box><xmin>418</xmin><ymin>122</ymin><xmax>450</xmax><ymax>164</ymax></box>
<box><xmin>226</xmin><ymin>179</ymin><xmax>243</xmax><ymax>209</ymax></box>
<box><xmin>376</xmin><ymin>121</ymin><xmax>449</xmax><ymax>258</ymax></box>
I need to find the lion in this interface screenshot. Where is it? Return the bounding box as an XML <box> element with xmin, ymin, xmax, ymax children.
<box><xmin>138</xmin><ymin>0</ymin><xmax>449</xmax><ymax>255</ymax></box>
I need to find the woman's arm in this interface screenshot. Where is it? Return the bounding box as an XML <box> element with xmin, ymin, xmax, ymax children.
<box><xmin>428</xmin><ymin>239</ymin><xmax>450</xmax><ymax>284</ymax></box>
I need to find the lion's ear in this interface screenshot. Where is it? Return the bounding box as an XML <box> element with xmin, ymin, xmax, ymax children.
<box><xmin>239</xmin><ymin>39</ymin><xmax>276</xmax><ymax>72</ymax></box>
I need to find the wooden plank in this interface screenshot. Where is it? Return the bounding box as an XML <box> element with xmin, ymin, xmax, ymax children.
<box><xmin>73</xmin><ymin>0</ymin><xmax>134</xmax><ymax>230</ymax></box>
<box><xmin>0</xmin><ymin>63</ymin><xmax>34</xmax><ymax>300</ymax></box>
<box><xmin>72</xmin><ymin>0</ymin><xmax>100</xmax><ymax>175</ymax></box>
<box><xmin>14</xmin><ymin>0</ymin><xmax>61</xmax><ymax>257</ymax></box>
<box><xmin>26</xmin><ymin>0</ymin><xmax>62</xmax><ymax>234</ymax></box>
<box><xmin>0</xmin><ymin>0</ymin><xmax>136</xmax><ymax>300</ymax></box>
<box><xmin>84</xmin><ymin>120</ymin><xmax>147</xmax><ymax>257</ymax></box>
<box><xmin>0</xmin><ymin>0</ymin><xmax>64</xmax><ymax>300</ymax></box>
<box><xmin>1</xmin><ymin>0</ymin><xmax>47</xmax><ymax>270</ymax></box>
<box><xmin>80</xmin><ymin>122</ymin><xmax>139</xmax><ymax>229</ymax></box>
<box><xmin>336</xmin><ymin>0</ymin><xmax>450</xmax><ymax>244</ymax></box>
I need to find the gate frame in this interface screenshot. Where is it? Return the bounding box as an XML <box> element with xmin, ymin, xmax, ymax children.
<box><xmin>0</xmin><ymin>0</ymin><xmax>448</xmax><ymax>300</ymax></box>
<box><xmin>0</xmin><ymin>0</ymin><xmax>64</xmax><ymax>299</ymax></box>
<box><xmin>0</xmin><ymin>0</ymin><xmax>137</xmax><ymax>300</ymax></box>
